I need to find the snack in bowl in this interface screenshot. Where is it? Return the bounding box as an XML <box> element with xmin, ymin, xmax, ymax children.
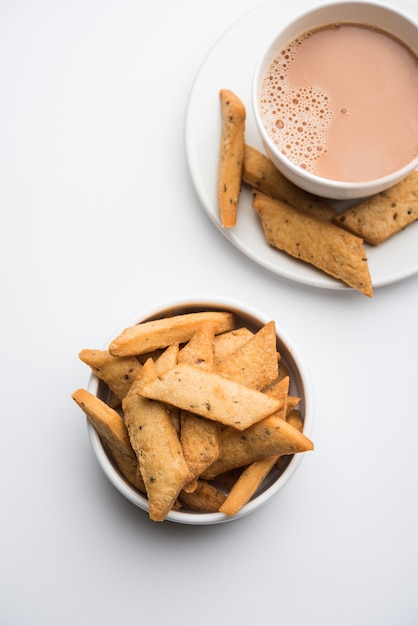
<box><xmin>332</xmin><ymin>171</ymin><xmax>418</xmax><ymax>245</ymax></box>
<box><xmin>72</xmin><ymin>298</ymin><xmax>314</xmax><ymax>524</ymax></box>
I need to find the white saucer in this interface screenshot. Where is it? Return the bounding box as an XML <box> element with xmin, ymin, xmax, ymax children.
<box><xmin>185</xmin><ymin>0</ymin><xmax>418</xmax><ymax>291</ymax></box>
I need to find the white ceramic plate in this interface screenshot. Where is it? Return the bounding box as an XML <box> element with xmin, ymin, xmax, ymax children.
<box><xmin>185</xmin><ymin>0</ymin><xmax>418</xmax><ymax>291</ymax></box>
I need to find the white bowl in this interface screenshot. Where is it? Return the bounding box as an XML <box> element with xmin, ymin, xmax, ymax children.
<box><xmin>86</xmin><ymin>296</ymin><xmax>314</xmax><ymax>525</ymax></box>
<box><xmin>252</xmin><ymin>0</ymin><xmax>418</xmax><ymax>200</ymax></box>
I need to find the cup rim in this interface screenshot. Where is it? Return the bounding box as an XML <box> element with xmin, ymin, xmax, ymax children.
<box><xmin>252</xmin><ymin>0</ymin><xmax>418</xmax><ymax>196</ymax></box>
<box><xmin>86</xmin><ymin>295</ymin><xmax>314</xmax><ymax>525</ymax></box>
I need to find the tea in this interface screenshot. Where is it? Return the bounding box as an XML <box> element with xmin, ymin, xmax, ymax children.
<box><xmin>259</xmin><ymin>23</ymin><xmax>418</xmax><ymax>182</ymax></box>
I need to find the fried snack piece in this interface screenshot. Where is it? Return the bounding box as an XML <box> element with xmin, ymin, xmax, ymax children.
<box><xmin>178</xmin><ymin>321</ymin><xmax>217</xmax><ymax>371</ymax></box>
<box><xmin>219</xmin><ymin>454</ymin><xmax>278</xmax><ymax>516</ymax></box>
<box><xmin>122</xmin><ymin>359</ymin><xmax>190</xmax><ymax>521</ymax></box>
<box><xmin>219</xmin><ymin>377</ymin><xmax>291</xmax><ymax>515</ymax></box>
<box><xmin>178</xmin><ymin>323</ymin><xmax>221</xmax><ymax>491</ymax></box>
<box><xmin>287</xmin><ymin>409</ymin><xmax>303</xmax><ymax>432</ymax></box>
<box><xmin>109</xmin><ymin>311</ymin><xmax>235</xmax><ymax>357</ymax></box>
<box><xmin>276</xmin><ymin>409</ymin><xmax>304</xmax><ymax>471</ymax></box>
<box><xmin>213</xmin><ymin>326</ymin><xmax>254</xmax><ymax>365</ymax></box>
<box><xmin>78</xmin><ymin>349</ymin><xmax>142</xmax><ymax>403</ymax></box>
<box><xmin>265</xmin><ymin>375</ymin><xmax>290</xmax><ymax>419</ymax></box>
<box><xmin>243</xmin><ymin>145</ymin><xmax>337</xmax><ymax>221</ymax></box>
<box><xmin>217</xmin><ymin>321</ymin><xmax>279</xmax><ymax>391</ymax></box>
<box><xmin>333</xmin><ymin>171</ymin><xmax>418</xmax><ymax>245</ymax></box>
<box><xmin>166</xmin><ymin>405</ymin><xmax>181</xmax><ymax>435</ymax></box>
<box><xmin>201</xmin><ymin>412</ymin><xmax>313</xmax><ymax>479</ymax></box>
<box><xmin>180</xmin><ymin>411</ymin><xmax>221</xmax><ymax>492</ymax></box>
<box><xmin>286</xmin><ymin>396</ymin><xmax>301</xmax><ymax>415</ymax></box>
<box><xmin>71</xmin><ymin>388</ymin><xmax>145</xmax><ymax>493</ymax></box>
<box><xmin>253</xmin><ymin>190</ymin><xmax>373</xmax><ymax>297</ymax></box>
<box><xmin>139</xmin><ymin>362</ymin><xmax>282</xmax><ymax>430</ymax></box>
<box><xmin>154</xmin><ymin>344</ymin><xmax>181</xmax><ymax>433</ymax></box>
<box><xmin>278</xmin><ymin>361</ymin><xmax>290</xmax><ymax>382</ymax></box>
<box><xmin>217</xmin><ymin>89</ymin><xmax>246</xmax><ymax>227</ymax></box>
<box><xmin>179</xmin><ymin>480</ymin><xmax>226</xmax><ymax>512</ymax></box>
<box><xmin>154</xmin><ymin>343</ymin><xmax>179</xmax><ymax>375</ymax></box>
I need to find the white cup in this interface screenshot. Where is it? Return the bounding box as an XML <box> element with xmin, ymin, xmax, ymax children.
<box><xmin>252</xmin><ymin>0</ymin><xmax>418</xmax><ymax>200</ymax></box>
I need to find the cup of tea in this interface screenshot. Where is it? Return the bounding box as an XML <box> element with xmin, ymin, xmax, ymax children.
<box><xmin>252</xmin><ymin>0</ymin><xmax>418</xmax><ymax>199</ymax></box>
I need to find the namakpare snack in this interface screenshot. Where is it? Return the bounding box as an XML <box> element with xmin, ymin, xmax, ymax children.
<box><xmin>333</xmin><ymin>171</ymin><xmax>418</xmax><ymax>245</ymax></box>
<box><xmin>73</xmin><ymin>310</ymin><xmax>313</xmax><ymax>521</ymax></box>
<box><xmin>217</xmin><ymin>89</ymin><xmax>246</xmax><ymax>228</ymax></box>
<box><xmin>252</xmin><ymin>190</ymin><xmax>373</xmax><ymax>297</ymax></box>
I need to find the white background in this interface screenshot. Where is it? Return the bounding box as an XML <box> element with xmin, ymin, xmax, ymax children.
<box><xmin>1</xmin><ymin>0</ymin><xmax>417</xmax><ymax>625</ymax></box>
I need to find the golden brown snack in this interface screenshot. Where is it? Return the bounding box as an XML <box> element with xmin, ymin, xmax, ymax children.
<box><xmin>276</xmin><ymin>408</ymin><xmax>304</xmax><ymax>471</ymax></box>
<box><xmin>138</xmin><ymin>362</ymin><xmax>282</xmax><ymax>430</ymax></box>
<box><xmin>71</xmin><ymin>388</ymin><xmax>145</xmax><ymax>493</ymax></box>
<box><xmin>286</xmin><ymin>409</ymin><xmax>303</xmax><ymax>432</ymax></box>
<box><xmin>180</xmin><ymin>411</ymin><xmax>221</xmax><ymax>490</ymax></box>
<box><xmin>333</xmin><ymin>171</ymin><xmax>418</xmax><ymax>245</ymax></box>
<box><xmin>154</xmin><ymin>343</ymin><xmax>179</xmax><ymax>375</ymax></box>
<box><xmin>217</xmin><ymin>89</ymin><xmax>246</xmax><ymax>227</ymax></box>
<box><xmin>201</xmin><ymin>413</ymin><xmax>313</xmax><ymax>479</ymax></box>
<box><xmin>178</xmin><ymin>321</ymin><xmax>217</xmax><ymax>371</ymax></box>
<box><xmin>75</xmin><ymin>307</ymin><xmax>315</xmax><ymax>519</ymax></box>
<box><xmin>234</xmin><ymin>375</ymin><xmax>294</xmax><ymax>484</ymax></box>
<box><xmin>213</xmin><ymin>326</ymin><xmax>254</xmax><ymax>365</ymax></box>
<box><xmin>219</xmin><ymin>454</ymin><xmax>278</xmax><ymax>516</ymax></box>
<box><xmin>178</xmin><ymin>323</ymin><xmax>221</xmax><ymax>489</ymax></box>
<box><xmin>78</xmin><ymin>349</ymin><xmax>142</xmax><ymax>403</ymax></box>
<box><xmin>286</xmin><ymin>396</ymin><xmax>301</xmax><ymax>416</ymax></box>
<box><xmin>179</xmin><ymin>480</ymin><xmax>226</xmax><ymax>512</ymax></box>
<box><xmin>217</xmin><ymin>321</ymin><xmax>279</xmax><ymax>390</ymax></box>
<box><xmin>252</xmin><ymin>190</ymin><xmax>373</xmax><ymax>297</ymax></box>
<box><xmin>122</xmin><ymin>359</ymin><xmax>190</xmax><ymax>521</ymax></box>
<box><xmin>277</xmin><ymin>361</ymin><xmax>290</xmax><ymax>383</ymax></box>
<box><xmin>243</xmin><ymin>144</ymin><xmax>337</xmax><ymax>221</ymax></box>
<box><xmin>154</xmin><ymin>345</ymin><xmax>181</xmax><ymax>433</ymax></box>
<box><xmin>265</xmin><ymin>375</ymin><xmax>290</xmax><ymax>420</ymax></box>
<box><xmin>109</xmin><ymin>311</ymin><xmax>235</xmax><ymax>357</ymax></box>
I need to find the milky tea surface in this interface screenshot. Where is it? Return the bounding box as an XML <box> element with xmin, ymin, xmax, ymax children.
<box><xmin>259</xmin><ymin>24</ymin><xmax>418</xmax><ymax>182</ymax></box>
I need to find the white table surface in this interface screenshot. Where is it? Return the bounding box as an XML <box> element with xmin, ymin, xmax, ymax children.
<box><xmin>1</xmin><ymin>1</ymin><xmax>417</xmax><ymax>624</ymax></box>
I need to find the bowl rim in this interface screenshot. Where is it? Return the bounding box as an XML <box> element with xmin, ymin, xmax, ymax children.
<box><xmin>86</xmin><ymin>295</ymin><xmax>314</xmax><ymax>525</ymax></box>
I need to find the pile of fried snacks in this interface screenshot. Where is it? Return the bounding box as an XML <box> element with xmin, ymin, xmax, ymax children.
<box><xmin>72</xmin><ymin>310</ymin><xmax>313</xmax><ymax>521</ymax></box>
<box><xmin>217</xmin><ymin>89</ymin><xmax>418</xmax><ymax>297</ymax></box>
